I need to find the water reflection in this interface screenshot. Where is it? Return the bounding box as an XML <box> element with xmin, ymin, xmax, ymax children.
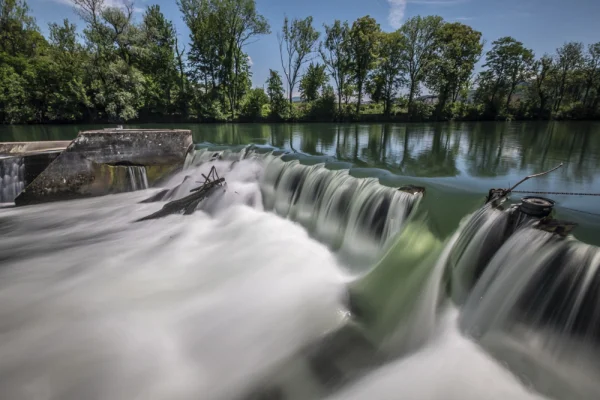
<box><xmin>1</xmin><ymin>121</ymin><xmax>599</xmax><ymax>187</ymax></box>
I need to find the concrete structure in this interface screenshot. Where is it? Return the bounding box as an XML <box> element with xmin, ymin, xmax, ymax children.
<box><xmin>0</xmin><ymin>141</ymin><xmax>71</xmax><ymax>156</ymax></box>
<box><xmin>15</xmin><ymin>129</ymin><xmax>193</xmax><ymax>206</ymax></box>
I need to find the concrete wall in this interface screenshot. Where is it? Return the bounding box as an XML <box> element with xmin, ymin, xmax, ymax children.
<box><xmin>15</xmin><ymin>129</ymin><xmax>193</xmax><ymax>206</ymax></box>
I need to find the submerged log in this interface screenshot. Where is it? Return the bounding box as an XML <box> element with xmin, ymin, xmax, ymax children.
<box><xmin>135</xmin><ymin>178</ymin><xmax>225</xmax><ymax>222</ymax></box>
<box><xmin>136</xmin><ymin>166</ymin><xmax>225</xmax><ymax>222</ymax></box>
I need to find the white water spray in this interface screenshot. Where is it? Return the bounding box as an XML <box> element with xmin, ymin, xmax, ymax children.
<box><xmin>0</xmin><ymin>156</ymin><xmax>25</xmax><ymax>203</ymax></box>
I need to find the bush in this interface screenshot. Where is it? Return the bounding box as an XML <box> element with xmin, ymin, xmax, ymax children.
<box><xmin>192</xmin><ymin>92</ymin><xmax>227</xmax><ymax>122</ymax></box>
<box><xmin>408</xmin><ymin>101</ymin><xmax>434</xmax><ymax>121</ymax></box>
<box><xmin>553</xmin><ymin>102</ymin><xmax>589</xmax><ymax>120</ymax></box>
<box><xmin>240</xmin><ymin>88</ymin><xmax>269</xmax><ymax>121</ymax></box>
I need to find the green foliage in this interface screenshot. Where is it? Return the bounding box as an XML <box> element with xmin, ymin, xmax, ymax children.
<box><xmin>400</xmin><ymin>15</ymin><xmax>444</xmax><ymax>108</ymax></box>
<box><xmin>479</xmin><ymin>37</ymin><xmax>534</xmax><ymax>114</ymax></box>
<box><xmin>306</xmin><ymin>84</ymin><xmax>337</xmax><ymax>120</ymax></box>
<box><xmin>139</xmin><ymin>5</ymin><xmax>178</xmax><ymax>116</ymax></box>
<box><xmin>94</xmin><ymin>60</ymin><xmax>146</xmax><ymax>122</ymax></box>
<box><xmin>408</xmin><ymin>101</ymin><xmax>434</xmax><ymax>121</ymax></box>
<box><xmin>0</xmin><ymin>1</ymin><xmax>599</xmax><ymax>124</ymax></box>
<box><xmin>427</xmin><ymin>22</ymin><xmax>483</xmax><ymax>118</ymax></box>
<box><xmin>178</xmin><ymin>0</ymin><xmax>270</xmax><ymax>119</ymax></box>
<box><xmin>299</xmin><ymin>62</ymin><xmax>327</xmax><ymax>102</ymax></box>
<box><xmin>266</xmin><ymin>69</ymin><xmax>287</xmax><ymax>119</ymax></box>
<box><xmin>0</xmin><ymin>64</ymin><xmax>30</xmax><ymax>123</ymax></box>
<box><xmin>368</xmin><ymin>31</ymin><xmax>406</xmax><ymax>116</ymax></box>
<box><xmin>348</xmin><ymin>15</ymin><xmax>381</xmax><ymax>114</ymax></box>
<box><xmin>320</xmin><ymin>20</ymin><xmax>351</xmax><ymax>112</ymax></box>
<box><xmin>241</xmin><ymin>87</ymin><xmax>269</xmax><ymax>120</ymax></box>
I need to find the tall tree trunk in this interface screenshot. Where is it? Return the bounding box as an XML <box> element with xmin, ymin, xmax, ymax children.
<box><xmin>555</xmin><ymin>72</ymin><xmax>568</xmax><ymax>111</ymax></box>
<box><xmin>407</xmin><ymin>80</ymin><xmax>417</xmax><ymax>110</ymax></box>
<box><xmin>539</xmin><ymin>94</ymin><xmax>547</xmax><ymax>119</ymax></box>
<box><xmin>583</xmin><ymin>83</ymin><xmax>592</xmax><ymax>107</ymax></box>
<box><xmin>505</xmin><ymin>84</ymin><xmax>516</xmax><ymax>111</ymax></box>
<box><xmin>355</xmin><ymin>81</ymin><xmax>362</xmax><ymax>115</ymax></box>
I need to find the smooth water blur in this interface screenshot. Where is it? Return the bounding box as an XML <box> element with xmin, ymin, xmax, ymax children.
<box><xmin>1</xmin><ymin>123</ymin><xmax>599</xmax><ymax>400</ymax></box>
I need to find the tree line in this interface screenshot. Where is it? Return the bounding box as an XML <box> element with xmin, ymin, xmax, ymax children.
<box><xmin>1</xmin><ymin>0</ymin><xmax>599</xmax><ymax>124</ymax></box>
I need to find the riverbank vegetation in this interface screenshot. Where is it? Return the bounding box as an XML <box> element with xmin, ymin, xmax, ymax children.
<box><xmin>1</xmin><ymin>0</ymin><xmax>599</xmax><ymax>124</ymax></box>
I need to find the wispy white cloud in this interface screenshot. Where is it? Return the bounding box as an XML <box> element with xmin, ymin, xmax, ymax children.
<box><xmin>387</xmin><ymin>0</ymin><xmax>467</xmax><ymax>28</ymax></box>
<box><xmin>387</xmin><ymin>0</ymin><xmax>407</xmax><ymax>29</ymax></box>
<box><xmin>247</xmin><ymin>56</ymin><xmax>254</xmax><ymax>67</ymax></box>
<box><xmin>454</xmin><ymin>16</ymin><xmax>474</xmax><ymax>21</ymax></box>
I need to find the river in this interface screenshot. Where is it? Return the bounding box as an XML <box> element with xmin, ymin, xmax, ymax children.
<box><xmin>0</xmin><ymin>122</ymin><xmax>599</xmax><ymax>400</ymax></box>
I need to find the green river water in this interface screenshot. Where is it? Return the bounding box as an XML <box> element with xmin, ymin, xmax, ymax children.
<box><xmin>2</xmin><ymin>121</ymin><xmax>599</xmax><ymax>242</ymax></box>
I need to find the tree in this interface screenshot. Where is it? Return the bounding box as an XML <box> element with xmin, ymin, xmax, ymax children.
<box><xmin>582</xmin><ymin>43</ymin><xmax>600</xmax><ymax>107</ymax></box>
<box><xmin>502</xmin><ymin>40</ymin><xmax>534</xmax><ymax>110</ymax></box>
<box><xmin>47</xmin><ymin>19</ymin><xmax>89</xmax><ymax>121</ymax></box>
<box><xmin>320</xmin><ymin>20</ymin><xmax>351</xmax><ymax>113</ymax></box>
<box><xmin>342</xmin><ymin>83</ymin><xmax>355</xmax><ymax>106</ymax></box>
<box><xmin>399</xmin><ymin>15</ymin><xmax>444</xmax><ymax>110</ymax></box>
<box><xmin>0</xmin><ymin>0</ymin><xmax>40</xmax><ymax>57</ymax></box>
<box><xmin>531</xmin><ymin>55</ymin><xmax>555</xmax><ymax>117</ymax></box>
<box><xmin>139</xmin><ymin>5</ymin><xmax>178</xmax><ymax>116</ymax></box>
<box><xmin>278</xmin><ymin>16</ymin><xmax>320</xmax><ymax>109</ymax></box>
<box><xmin>299</xmin><ymin>62</ymin><xmax>327</xmax><ymax>102</ymax></box>
<box><xmin>426</xmin><ymin>22</ymin><xmax>483</xmax><ymax>116</ymax></box>
<box><xmin>266</xmin><ymin>69</ymin><xmax>287</xmax><ymax>118</ymax></box>
<box><xmin>308</xmin><ymin>84</ymin><xmax>336</xmax><ymax>120</ymax></box>
<box><xmin>480</xmin><ymin>37</ymin><xmax>533</xmax><ymax>112</ymax></box>
<box><xmin>554</xmin><ymin>42</ymin><xmax>584</xmax><ymax>111</ymax></box>
<box><xmin>178</xmin><ymin>0</ymin><xmax>270</xmax><ymax>118</ymax></box>
<box><xmin>369</xmin><ymin>31</ymin><xmax>406</xmax><ymax>116</ymax></box>
<box><xmin>348</xmin><ymin>15</ymin><xmax>381</xmax><ymax>115</ymax></box>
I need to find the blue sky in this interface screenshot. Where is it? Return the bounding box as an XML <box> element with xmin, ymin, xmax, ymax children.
<box><xmin>30</xmin><ymin>0</ymin><xmax>600</xmax><ymax>91</ymax></box>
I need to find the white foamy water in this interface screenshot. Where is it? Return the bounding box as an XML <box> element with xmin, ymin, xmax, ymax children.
<box><xmin>0</xmin><ymin>156</ymin><xmax>555</xmax><ymax>400</ymax></box>
<box><xmin>327</xmin><ymin>310</ymin><xmax>546</xmax><ymax>400</ymax></box>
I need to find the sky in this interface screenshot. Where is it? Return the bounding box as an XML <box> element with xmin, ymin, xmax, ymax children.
<box><xmin>29</xmin><ymin>0</ymin><xmax>600</xmax><ymax>90</ymax></box>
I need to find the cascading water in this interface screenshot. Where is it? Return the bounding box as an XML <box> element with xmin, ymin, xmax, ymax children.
<box><xmin>457</xmin><ymin>226</ymin><xmax>600</xmax><ymax>400</ymax></box>
<box><xmin>0</xmin><ymin>156</ymin><xmax>25</xmax><ymax>203</ymax></box>
<box><xmin>260</xmin><ymin>156</ymin><xmax>422</xmax><ymax>267</ymax></box>
<box><xmin>127</xmin><ymin>166</ymin><xmax>149</xmax><ymax>191</ymax></box>
<box><xmin>0</xmin><ymin>141</ymin><xmax>598</xmax><ymax>400</ymax></box>
<box><xmin>438</xmin><ymin>197</ymin><xmax>600</xmax><ymax>400</ymax></box>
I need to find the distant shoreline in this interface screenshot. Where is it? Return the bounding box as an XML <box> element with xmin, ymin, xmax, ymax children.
<box><xmin>2</xmin><ymin>114</ymin><xmax>600</xmax><ymax>127</ymax></box>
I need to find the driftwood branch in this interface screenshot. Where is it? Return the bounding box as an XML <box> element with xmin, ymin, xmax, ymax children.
<box><xmin>507</xmin><ymin>163</ymin><xmax>563</xmax><ymax>193</ymax></box>
<box><xmin>136</xmin><ymin>166</ymin><xmax>225</xmax><ymax>222</ymax></box>
<box><xmin>486</xmin><ymin>163</ymin><xmax>564</xmax><ymax>204</ymax></box>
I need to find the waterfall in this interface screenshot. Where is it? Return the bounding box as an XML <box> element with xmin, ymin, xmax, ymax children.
<box><xmin>0</xmin><ymin>157</ymin><xmax>25</xmax><ymax>203</ymax></box>
<box><xmin>260</xmin><ymin>156</ymin><xmax>423</xmax><ymax>267</ymax></box>
<box><xmin>127</xmin><ymin>166</ymin><xmax>149</xmax><ymax>191</ymax></box>
<box><xmin>175</xmin><ymin>147</ymin><xmax>422</xmax><ymax>267</ymax></box>
<box><xmin>444</xmin><ymin>201</ymin><xmax>600</xmax><ymax>400</ymax></box>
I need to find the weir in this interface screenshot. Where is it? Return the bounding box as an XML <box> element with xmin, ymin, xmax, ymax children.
<box><xmin>1</xmin><ymin>138</ymin><xmax>599</xmax><ymax>400</ymax></box>
<box><xmin>261</xmin><ymin>157</ymin><xmax>422</xmax><ymax>266</ymax></box>
<box><xmin>155</xmin><ymin>145</ymin><xmax>424</xmax><ymax>267</ymax></box>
